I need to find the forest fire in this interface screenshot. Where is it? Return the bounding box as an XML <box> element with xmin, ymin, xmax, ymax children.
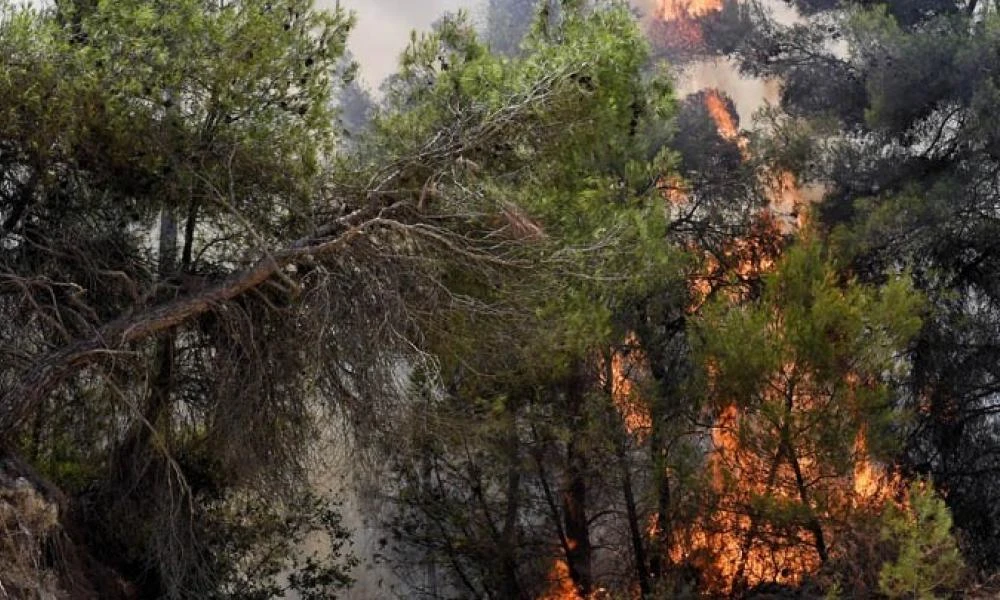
<box><xmin>664</xmin><ymin>208</ymin><xmax>903</xmax><ymax>594</ymax></box>
<box><xmin>656</xmin><ymin>0</ymin><xmax>722</xmax><ymax>21</ymax></box>
<box><xmin>2</xmin><ymin>0</ymin><xmax>986</xmax><ymax>599</ymax></box>
<box><xmin>655</xmin><ymin>66</ymin><xmax>902</xmax><ymax>596</ymax></box>
<box><xmin>705</xmin><ymin>89</ymin><xmax>739</xmax><ymax>140</ymax></box>
<box><xmin>539</xmin><ymin>559</ymin><xmax>584</xmax><ymax>600</ymax></box>
<box><xmin>606</xmin><ymin>334</ymin><xmax>652</xmax><ymax>436</ymax></box>
<box><xmin>853</xmin><ymin>428</ymin><xmax>891</xmax><ymax>501</ymax></box>
<box><xmin>687</xmin><ymin>212</ymin><xmax>783</xmax><ymax>308</ymax></box>
<box><xmin>667</xmin><ymin>369</ymin><xmax>907</xmax><ymax>593</ymax></box>
<box><xmin>648</xmin><ymin>0</ymin><xmax>723</xmax><ymax>51</ymax></box>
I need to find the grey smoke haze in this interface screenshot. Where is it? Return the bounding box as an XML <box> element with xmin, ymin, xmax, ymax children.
<box><xmin>322</xmin><ymin>0</ymin><xmax>482</xmax><ymax>87</ymax></box>
<box><xmin>324</xmin><ymin>0</ymin><xmax>774</xmax><ymax>124</ymax></box>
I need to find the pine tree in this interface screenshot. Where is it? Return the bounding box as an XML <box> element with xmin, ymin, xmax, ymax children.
<box><xmin>879</xmin><ymin>480</ymin><xmax>965</xmax><ymax>599</ymax></box>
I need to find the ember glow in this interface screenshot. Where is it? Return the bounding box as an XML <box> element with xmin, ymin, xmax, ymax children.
<box><xmin>538</xmin><ymin>559</ymin><xmax>583</xmax><ymax>600</ymax></box>
<box><xmin>705</xmin><ymin>89</ymin><xmax>739</xmax><ymax>140</ymax></box>
<box><xmin>667</xmin><ymin>369</ymin><xmax>906</xmax><ymax>594</ymax></box>
<box><xmin>648</xmin><ymin>0</ymin><xmax>723</xmax><ymax>51</ymax></box>
<box><xmin>606</xmin><ymin>334</ymin><xmax>652</xmax><ymax>436</ymax></box>
<box><xmin>657</xmin><ymin>0</ymin><xmax>723</xmax><ymax>21</ymax></box>
<box><xmin>654</xmin><ymin>81</ymin><xmax>903</xmax><ymax>597</ymax></box>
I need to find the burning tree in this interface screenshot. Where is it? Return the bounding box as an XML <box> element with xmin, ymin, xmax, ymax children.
<box><xmin>372</xmin><ymin>4</ymin><xmax>689</xmax><ymax>599</ymax></box>
<box><xmin>685</xmin><ymin>241</ymin><xmax>923</xmax><ymax>595</ymax></box>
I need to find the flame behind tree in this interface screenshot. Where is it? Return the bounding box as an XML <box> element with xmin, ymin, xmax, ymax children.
<box><xmin>667</xmin><ymin>88</ymin><xmax>781</xmax><ymax>307</ymax></box>
<box><xmin>605</xmin><ymin>333</ymin><xmax>653</xmax><ymax>437</ymax></box>
<box><xmin>704</xmin><ymin>88</ymin><xmax>739</xmax><ymax>140</ymax></box>
<box><xmin>657</xmin><ymin>0</ymin><xmax>723</xmax><ymax>21</ymax></box>
<box><xmin>647</xmin><ymin>0</ymin><xmax>724</xmax><ymax>54</ymax></box>
<box><xmin>650</xmin><ymin>79</ymin><xmax>905</xmax><ymax>594</ymax></box>
<box><xmin>682</xmin><ymin>242</ymin><xmax>923</xmax><ymax>594</ymax></box>
<box><xmin>538</xmin><ymin>558</ymin><xmax>584</xmax><ymax>600</ymax></box>
<box><xmin>527</xmin><ymin>38</ymin><xmax>910</xmax><ymax>600</ymax></box>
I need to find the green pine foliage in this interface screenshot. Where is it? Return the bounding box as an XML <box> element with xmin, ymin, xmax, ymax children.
<box><xmin>0</xmin><ymin>0</ymin><xmax>994</xmax><ymax>597</ymax></box>
<box><xmin>879</xmin><ymin>480</ymin><xmax>965</xmax><ymax>599</ymax></box>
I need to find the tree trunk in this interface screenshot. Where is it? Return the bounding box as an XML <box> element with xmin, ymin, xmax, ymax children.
<box><xmin>499</xmin><ymin>406</ymin><xmax>526</xmax><ymax>599</ymax></box>
<box><xmin>112</xmin><ymin>207</ymin><xmax>178</xmax><ymax>478</ymax></box>
<box><xmin>562</xmin><ymin>362</ymin><xmax>592</xmax><ymax>596</ymax></box>
<box><xmin>0</xmin><ymin>209</ymin><xmax>376</xmax><ymax>435</ymax></box>
<box><xmin>733</xmin><ymin>444</ymin><xmax>783</xmax><ymax>595</ymax></box>
<box><xmin>604</xmin><ymin>347</ymin><xmax>652</xmax><ymax>597</ymax></box>
<box><xmin>639</xmin><ymin>314</ymin><xmax>686</xmax><ymax>581</ymax></box>
<box><xmin>647</xmin><ymin>379</ymin><xmax>672</xmax><ymax>582</ymax></box>
<box><xmin>623</xmin><ymin>455</ymin><xmax>651</xmax><ymax>597</ymax></box>
<box><xmin>778</xmin><ymin>376</ymin><xmax>828</xmax><ymax>564</ymax></box>
<box><xmin>785</xmin><ymin>438</ymin><xmax>828</xmax><ymax>563</ymax></box>
<box><xmin>181</xmin><ymin>197</ymin><xmax>198</xmax><ymax>270</ymax></box>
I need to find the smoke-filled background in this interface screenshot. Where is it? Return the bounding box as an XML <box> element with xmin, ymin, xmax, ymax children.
<box><xmin>329</xmin><ymin>0</ymin><xmax>479</xmax><ymax>86</ymax></box>
<box><xmin>329</xmin><ymin>0</ymin><xmax>776</xmax><ymax>122</ymax></box>
<box><xmin>302</xmin><ymin>2</ymin><xmax>782</xmax><ymax>598</ymax></box>
<box><xmin>2</xmin><ymin>0</ymin><xmax>997</xmax><ymax>598</ymax></box>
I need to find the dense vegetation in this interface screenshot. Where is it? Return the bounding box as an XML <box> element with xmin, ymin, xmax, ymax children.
<box><xmin>0</xmin><ymin>0</ymin><xmax>996</xmax><ymax>598</ymax></box>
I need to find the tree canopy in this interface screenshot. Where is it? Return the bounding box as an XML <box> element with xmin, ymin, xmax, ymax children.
<box><xmin>0</xmin><ymin>0</ymin><xmax>995</xmax><ymax>598</ymax></box>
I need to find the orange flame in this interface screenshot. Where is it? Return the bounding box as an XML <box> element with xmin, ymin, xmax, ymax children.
<box><xmin>670</xmin><ymin>400</ymin><xmax>824</xmax><ymax>594</ymax></box>
<box><xmin>661</xmin><ymin>173</ymin><xmax>690</xmax><ymax>206</ymax></box>
<box><xmin>538</xmin><ymin>559</ymin><xmax>584</xmax><ymax>600</ymax></box>
<box><xmin>625</xmin><ymin>18</ymin><xmax>891</xmax><ymax>590</ymax></box>
<box><xmin>657</xmin><ymin>0</ymin><xmax>722</xmax><ymax>21</ymax></box>
<box><xmin>852</xmin><ymin>427</ymin><xmax>905</xmax><ymax>504</ymax></box>
<box><xmin>664</xmin><ymin>364</ymin><xmax>908</xmax><ymax>594</ymax></box>
<box><xmin>687</xmin><ymin>211</ymin><xmax>784</xmax><ymax>309</ymax></box>
<box><xmin>853</xmin><ymin>429</ymin><xmax>883</xmax><ymax>500</ymax></box>
<box><xmin>605</xmin><ymin>333</ymin><xmax>652</xmax><ymax>436</ymax></box>
<box><xmin>648</xmin><ymin>0</ymin><xmax>723</xmax><ymax>52</ymax></box>
<box><xmin>660</xmin><ymin>147</ymin><xmax>895</xmax><ymax>593</ymax></box>
<box><xmin>705</xmin><ymin>89</ymin><xmax>738</xmax><ymax>140</ymax></box>
<box><xmin>768</xmin><ymin>169</ymin><xmax>813</xmax><ymax>232</ymax></box>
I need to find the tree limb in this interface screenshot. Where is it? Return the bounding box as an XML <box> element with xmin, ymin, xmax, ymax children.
<box><xmin>0</xmin><ymin>210</ymin><xmax>376</xmax><ymax>436</ymax></box>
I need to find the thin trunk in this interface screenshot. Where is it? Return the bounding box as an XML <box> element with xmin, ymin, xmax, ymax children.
<box><xmin>777</xmin><ymin>375</ymin><xmax>828</xmax><ymax>564</ymax></box>
<box><xmin>735</xmin><ymin>379</ymin><xmax>798</xmax><ymax>593</ymax></box>
<box><xmin>562</xmin><ymin>447</ymin><xmax>591</xmax><ymax>596</ymax></box>
<box><xmin>181</xmin><ymin>197</ymin><xmax>198</xmax><ymax>270</ymax></box>
<box><xmin>784</xmin><ymin>439</ymin><xmax>828</xmax><ymax>563</ymax></box>
<box><xmin>115</xmin><ymin>207</ymin><xmax>178</xmax><ymax>474</ymax></box>
<box><xmin>605</xmin><ymin>348</ymin><xmax>651</xmax><ymax>596</ymax></box>
<box><xmin>420</xmin><ymin>453</ymin><xmax>440</xmax><ymax>598</ymax></box>
<box><xmin>499</xmin><ymin>406</ymin><xmax>525</xmax><ymax>600</ymax></box>
<box><xmin>148</xmin><ymin>205</ymin><xmax>178</xmax><ymax>436</ymax></box>
<box><xmin>647</xmin><ymin>384</ymin><xmax>672</xmax><ymax>580</ymax></box>
<box><xmin>642</xmin><ymin>316</ymin><xmax>686</xmax><ymax>580</ymax></box>
<box><xmin>531</xmin><ymin>425</ymin><xmax>572</xmax><ymax>555</ymax></box>
<box><xmin>159</xmin><ymin>207</ymin><xmax>177</xmax><ymax>278</ymax></box>
<box><xmin>622</xmin><ymin>458</ymin><xmax>651</xmax><ymax>597</ymax></box>
<box><xmin>733</xmin><ymin>443</ymin><xmax>783</xmax><ymax>595</ymax></box>
<box><xmin>562</xmin><ymin>362</ymin><xmax>592</xmax><ymax>596</ymax></box>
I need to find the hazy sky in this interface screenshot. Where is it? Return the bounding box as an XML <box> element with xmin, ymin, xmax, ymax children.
<box><xmin>324</xmin><ymin>0</ymin><xmax>481</xmax><ymax>88</ymax></box>
<box><xmin>321</xmin><ymin>1</ymin><xmax>774</xmax><ymax>123</ymax></box>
